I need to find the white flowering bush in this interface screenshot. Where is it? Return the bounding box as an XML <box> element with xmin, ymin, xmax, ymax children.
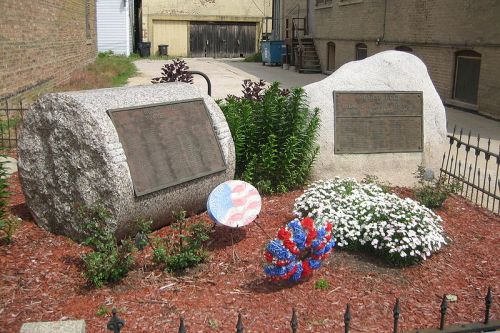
<box><xmin>293</xmin><ymin>178</ymin><xmax>446</xmax><ymax>266</ymax></box>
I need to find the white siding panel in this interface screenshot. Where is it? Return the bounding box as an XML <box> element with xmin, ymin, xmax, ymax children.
<box><xmin>97</xmin><ymin>0</ymin><xmax>132</xmax><ymax>55</ymax></box>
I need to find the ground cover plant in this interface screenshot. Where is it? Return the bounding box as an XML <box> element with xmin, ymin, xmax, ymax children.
<box><xmin>413</xmin><ymin>165</ymin><xmax>460</xmax><ymax>208</ymax></box>
<box><xmin>57</xmin><ymin>51</ymin><xmax>137</xmax><ymax>91</ymax></box>
<box><xmin>149</xmin><ymin>210</ymin><xmax>211</xmax><ymax>273</ymax></box>
<box><xmin>244</xmin><ymin>52</ymin><xmax>263</xmax><ymax>62</ymax></box>
<box><xmin>218</xmin><ymin>81</ymin><xmax>320</xmax><ymax>194</ymax></box>
<box><xmin>78</xmin><ymin>203</ymin><xmax>134</xmax><ymax>287</ymax></box>
<box><xmin>294</xmin><ymin>178</ymin><xmax>447</xmax><ymax>266</ymax></box>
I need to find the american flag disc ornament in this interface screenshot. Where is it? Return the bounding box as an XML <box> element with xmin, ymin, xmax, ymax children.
<box><xmin>207</xmin><ymin>180</ymin><xmax>262</xmax><ymax>228</ymax></box>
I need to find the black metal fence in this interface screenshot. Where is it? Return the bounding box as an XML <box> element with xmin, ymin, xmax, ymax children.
<box><xmin>0</xmin><ymin>101</ymin><xmax>26</xmax><ymax>148</ymax></box>
<box><xmin>107</xmin><ymin>287</ymin><xmax>498</xmax><ymax>333</ymax></box>
<box><xmin>440</xmin><ymin>127</ymin><xmax>500</xmax><ymax>214</ymax></box>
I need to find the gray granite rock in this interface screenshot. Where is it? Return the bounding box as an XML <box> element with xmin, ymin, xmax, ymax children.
<box><xmin>20</xmin><ymin>320</ymin><xmax>86</xmax><ymax>333</ymax></box>
<box><xmin>18</xmin><ymin>83</ymin><xmax>235</xmax><ymax>241</ymax></box>
<box><xmin>303</xmin><ymin>51</ymin><xmax>447</xmax><ymax>186</ymax></box>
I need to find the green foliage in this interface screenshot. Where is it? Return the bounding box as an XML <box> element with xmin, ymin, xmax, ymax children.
<box><xmin>314</xmin><ymin>279</ymin><xmax>330</xmax><ymax>290</ymax></box>
<box><xmin>218</xmin><ymin>82</ymin><xmax>320</xmax><ymax>194</ymax></box>
<box><xmin>362</xmin><ymin>174</ymin><xmax>391</xmax><ymax>193</ymax></box>
<box><xmin>413</xmin><ymin>166</ymin><xmax>460</xmax><ymax>208</ymax></box>
<box><xmin>244</xmin><ymin>52</ymin><xmax>263</xmax><ymax>62</ymax></box>
<box><xmin>78</xmin><ymin>203</ymin><xmax>134</xmax><ymax>287</ymax></box>
<box><xmin>0</xmin><ymin>150</ymin><xmax>16</xmax><ymax>244</ymax></box>
<box><xmin>151</xmin><ymin>210</ymin><xmax>211</xmax><ymax>273</ymax></box>
<box><xmin>96</xmin><ymin>306</ymin><xmax>110</xmax><ymax>317</ymax></box>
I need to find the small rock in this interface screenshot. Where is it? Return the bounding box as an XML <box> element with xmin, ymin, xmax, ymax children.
<box><xmin>446</xmin><ymin>294</ymin><xmax>458</xmax><ymax>302</ymax></box>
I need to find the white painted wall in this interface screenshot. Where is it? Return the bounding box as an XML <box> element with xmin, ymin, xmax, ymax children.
<box><xmin>97</xmin><ymin>0</ymin><xmax>133</xmax><ymax>55</ymax></box>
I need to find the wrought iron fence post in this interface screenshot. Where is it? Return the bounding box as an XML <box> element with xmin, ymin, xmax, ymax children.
<box><xmin>344</xmin><ymin>304</ymin><xmax>351</xmax><ymax>333</ymax></box>
<box><xmin>186</xmin><ymin>70</ymin><xmax>211</xmax><ymax>96</ymax></box>
<box><xmin>485</xmin><ymin>286</ymin><xmax>492</xmax><ymax>324</ymax></box>
<box><xmin>236</xmin><ymin>313</ymin><xmax>244</xmax><ymax>333</ymax></box>
<box><xmin>393</xmin><ymin>298</ymin><xmax>400</xmax><ymax>333</ymax></box>
<box><xmin>178</xmin><ymin>316</ymin><xmax>186</xmax><ymax>333</ymax></box>
<box><xmin>290</xmin><ymin>308</ymin><xmax>298</xmax><ymax>333</ymax></box>
<box><xmin>107</xmin><ymin>308</ymin><xmax>125</xmax><ymax>333</ymax></box>
<box><xmin>439</xmin><ymin>294</ymin><xmax>448</xmax><ymax>330</ymax></box>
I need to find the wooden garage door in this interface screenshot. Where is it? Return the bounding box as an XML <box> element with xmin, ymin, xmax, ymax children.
<box><xmin>190</xmin><ymin>22</ymin><xmax>257</xmax><ymax>58</ymax></box>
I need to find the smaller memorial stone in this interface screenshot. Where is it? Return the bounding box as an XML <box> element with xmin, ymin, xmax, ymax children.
<box><xmin>207</xmin><ymin>180</ymin><xmax>262</xmax><ymax>228</ymax></box>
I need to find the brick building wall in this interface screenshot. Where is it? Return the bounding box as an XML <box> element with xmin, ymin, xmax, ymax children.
<box><xmin>282</xmin><ymin>0</ymin><xmax>500</xmax><ymax>120</ymax></box>
<box><xmin>0</xmin><ymin>0</ymin><xmax>98</xmax><ymax>104</ymax></box>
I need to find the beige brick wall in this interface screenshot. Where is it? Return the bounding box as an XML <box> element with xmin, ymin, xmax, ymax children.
<box><xmin>0</xmin><ymin>0</ymin><xmax>98</xmax><ymax>105</ymax></box>
<box><xmin>285</xmin><ymin>0</ymin><xmax>500</xmax><ymax>119</ymax></box>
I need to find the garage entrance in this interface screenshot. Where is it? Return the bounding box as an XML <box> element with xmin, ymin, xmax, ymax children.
<box><xmin>189</xmin><ymin>22</ymin><xmax>257</xmax><ymax>58</ymax></box>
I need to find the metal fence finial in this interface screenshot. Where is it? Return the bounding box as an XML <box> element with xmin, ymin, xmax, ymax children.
<box><xmin>178</xmin><ymin>316</ymin><xmax>186</xmax><ymax>333</ymax></box>
<box><xmin>344</xmin><ymin>303</ymin><xmax>351</xmax><ymax>333</ymax></box>
<box><xmin>107</xmin><ymin>308</ymin><xmax>125</xmax><ymax>333</ymax></box>
<box><xmin>290</xmin><ymin>308</ymin><xmax>298</xmax><ymax>333</ymax></box>
<box><xmin>485</xmin><ymin>286</ymin><xmax>493</xmax><ymax>324</ymax></box>
<box><xmin>236</xmin><ymin>312</ymin><xmax>244</xmax><ymax>333</ymax></box>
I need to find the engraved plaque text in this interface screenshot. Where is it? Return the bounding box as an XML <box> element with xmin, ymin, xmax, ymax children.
<box><xmin>334</xmin><ymin>92</ymin><xmax>423</xmax><ymax>154</ymax></box>
<box><xmin>108</xmin><ymin>99</ymin><xmax>226</xmax><ymax>196</ymax></box>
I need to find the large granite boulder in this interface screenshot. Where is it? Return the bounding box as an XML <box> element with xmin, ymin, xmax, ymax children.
<box><xmin>18</xmin><ymin>83</ymin><xmax>235</xmax><ymax>241</ymax></box>
<box><xmin>304</xmin><ymin>51</ymin><xmax>447</xmax><ymax>186</ymax></box>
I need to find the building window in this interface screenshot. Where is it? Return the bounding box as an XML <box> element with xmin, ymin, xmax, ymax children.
<box><xmin>355</xmin><ymin>43</ymin><xmax>367</xmax><ymax>60</ymax></box>
<box><xmin>395</xmin><ymin>45</ymin><xmax>413</xmax><ymax>52</ymax></box>
<box><xmin>327</xmin><ymin>42</ymin><xmax>335</xmax><ymax>71</ymax></box>
<box><xmin>453</xmin><ymin>50</ymin><xmax>481</xmax><ymax>105</ymax></box>
<box><xmin>316</xmin><ymin>0</ymin><xmax>333</xmax><ymax>6</ymax></box>
<box><xmin>85</xmin><ymin>0</ymin><xmax>91</xmax><ymax>39</ymax></box>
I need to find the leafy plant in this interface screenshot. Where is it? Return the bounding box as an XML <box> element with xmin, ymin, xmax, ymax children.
<box><xmin>151</xmin><ymin>58</ymin><xmax>193</xmax><ymax>84</ymax></box>
<box><xmin>151</xmin><ymin>210</ymin><xmax>211</xmax><ymax>273</ymax></box>
<box><xmin>314</xmin><ymin>279</ymin><xmax>330</xmax><ymax>290</ymax></box>
<box><xmin>413</xmin><ymin>166</ymin><xmax>460</xmax><ymax>208</ymax></box>
<box><xmin>0</xmin><ymin>150</ymin><xmax>16</xmax><ymax>244</ymax></box>
<box><xmin>244</xmin><ymin>52</ymin><xmax>262</xmax><ymax>62</ymax></box>
<box><xmin>218</xmin><ymin>81</ymin><xmax>320</xmax><ymax>194</ymax></box>
<box><xmin>294</xmin><ymin>178</ymin><xmax>446</xmax><ymax>266</ymax></box>
<box><xmin>362</xmin><ymin>174</ymin><xmax>391</xmax><ymax>193</ymax></box>
<box><xmin>79</xmin><ymin>203</ymin><xmax>134</xmax><ymax>287</ymax></box>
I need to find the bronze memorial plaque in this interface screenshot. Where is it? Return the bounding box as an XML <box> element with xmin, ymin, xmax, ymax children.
<box><xmin>334</xmin><ymin>91</ymin><xmax>423</xmax><ymax>154</ymax></box>
<box><xmin>107</xmin><ymin>99</ymin><xmax>226</xmax><ymax>196</ymax></box>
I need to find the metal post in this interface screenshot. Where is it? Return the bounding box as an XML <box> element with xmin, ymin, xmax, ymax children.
<box><xmin>344</xmin><ymin>304</ymin><xmax>351</xmax><ymax>333</ymax></box>
<box><xmin>186</xmin><ymin>70</ymin><xmax>212</xmax><ymax>96</ymax></box>
<box><xmin>393</xmin><ymin>298</ymin><xmax>400</xmax><ymax>333</ymax></box>
<box><xmin>439</xmin><ymin>294</ymin><xmax>448</xmax><ymax>330</ymax></box>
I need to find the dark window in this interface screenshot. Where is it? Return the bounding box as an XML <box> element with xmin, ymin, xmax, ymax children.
<box><xmin>327</xmin><ymin>42</ymin><xmax>335</xmax><ymax>71</ymax></box>
<box><xmin>453</xmin><ymin>50</ymin><xmax>481</xmax><ymax>105</ymax></box>
<box><xmin>355</xmin><ymin>43</ymin><xmax>367</xmax><ymax>60</ymax></box>
<box><xmin>316</xmin><ymin>0</ymin><xmax>333</xmax><ymax>6</ymax></box>
<box><xmin>395</xmin><ymin>45</ymin><xmax>413</xmax><ymax>52</ymax></box>
<box><xmin>85</xmin><ymin>0</ymin><xmax>91</xmax><ymax>39</ymax></box>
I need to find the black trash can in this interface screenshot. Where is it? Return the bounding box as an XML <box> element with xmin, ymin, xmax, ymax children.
<box><xmin>138</xmin><ymin>42</ymin><xmax>151</xmax><ymax>57</ymax></box>
<box><xmin>158</xmin><ymin>44</ymin><xmax>169</xmax><ymax>56</ymax></box>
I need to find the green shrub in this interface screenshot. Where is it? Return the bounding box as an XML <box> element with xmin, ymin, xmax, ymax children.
<box><xmin>79</xmin><ymin>203</ymin><xmax>134</xmax><ymax>287</ymax></box>
<box><xmin>413</xmin><ymin>166</ymin><xmax>459</xmax><ymax>208</ymax></box>
<box><xmin>218</xmin><ymin>82</ymin><xmax>320</xmax><ymax>194</ymax></box>
<box><xmin>151</xmin><ymin>210</ymin><xmax>211</xmax><ymax>273</ymax></box>
<box><xmin>244</xmin><ymin>52</ymin><xmax>262</xmax><ymax>62</ymax></box>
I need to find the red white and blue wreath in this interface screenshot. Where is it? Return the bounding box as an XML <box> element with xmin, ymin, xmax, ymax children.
<box><xmin>263</xmin><ymin>217</ymin><xmax>335</xmax><ymax>282</ymax></box>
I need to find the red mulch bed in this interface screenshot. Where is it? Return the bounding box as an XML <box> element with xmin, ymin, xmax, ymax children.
<box><xmin>0</xmin><ymin>172</ymin><xmax>499</xmax><ymax>333</ymax></box>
